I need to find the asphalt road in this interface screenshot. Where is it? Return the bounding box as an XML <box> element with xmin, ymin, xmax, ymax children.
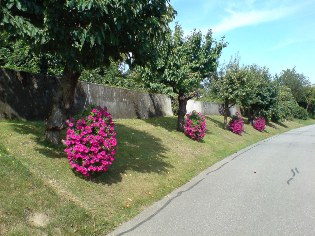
<box><xmin>109</xmin><ymin>125</ymin><xmax>315</xmax><ymax>236</ymax></box>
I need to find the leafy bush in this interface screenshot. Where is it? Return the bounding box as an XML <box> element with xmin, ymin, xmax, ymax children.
<box><xmin>229</xmin><ymin>112</ymin><xmax>244</xmax><ymax>135</ymax></box>
<box><xmin>253</xmin><ymin>117</ymin><xmax>266</xmax><ymax>132</ymax></box>
<box><xmin>184</xmin><ymin>110</ymin><xmax>207</xmax><ymax>142</ymax></box>
<box><xmin>271</xmin><ymin>86</ymin><xmax>297</xmax><ymax>122</ymax></box>
<box><xmin>64</xmin><ymin>106</ymin><xmax>117</xmax><ymax>177</ymax></box>
<box><xmin>292</xmin><ymin>106</ymin><xmax>308</xmax><ymax>120</ymax></box>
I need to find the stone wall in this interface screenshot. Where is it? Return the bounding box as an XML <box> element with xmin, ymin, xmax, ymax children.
<box><xmin>73</xmin><ymin>82</ymin><xmax>173</xmax><ymax>119</ymax></box>
<box><xmin>0</xmin><ymin>69</ymin><xmax>59</xmax><ymax>120</ymax></box>
<box><xmin>0</xmin><ymin>68</ymin><xmax>173</xmax><ymax>120</ymax></box>
<box><xmin>186</xmin><ymin>100</ymin><xmax>239</xmax><ymax>116</ymax></box>
<box><xmin>0</xmin><ymin>68</ymin><xmax>239</xmax><ymax>121</ymax></box>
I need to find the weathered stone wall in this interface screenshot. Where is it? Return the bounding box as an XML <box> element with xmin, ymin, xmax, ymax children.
<box><xmin>186</xmin><ymin>100</ymin><xmax>239</xmax><ymax>116</ymax></box>
<box><xmin>73</xmin><ymin>82</ymin><xmax>173</xmax><ymax>119</ymax></box>
<box><xmin>0</xmin><ymin>68</ymin><xmax>173</xmax><ymax>120</ymax></box>
<box><xmin>0</xmin><ymin>69</ymin><xmax>59</xmax><ymax>120</ymax></box>
<box><xmin>0</xmin><ymin>68</ymin><xmax>239</xmax><ymax>121</ymax></box>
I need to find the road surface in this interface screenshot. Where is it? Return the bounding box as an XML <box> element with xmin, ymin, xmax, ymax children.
<box><xmin>109</xmin><ymin>125</ymin><xmax>315</xmax><ymax>236</ymax></box>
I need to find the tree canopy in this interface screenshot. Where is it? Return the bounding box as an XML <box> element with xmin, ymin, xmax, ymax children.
<box><xmin>210</xmin><ymin>56</ymin><xmax>247</xmax><ymax>128</ymax></box>
<box><xmin>271</xmin><ymin>85</ymin><xmax>300</xmax><ymax>121</ymax></box>
<box><xmin>0</xmin><ymin>0</ymin><xmax>176</xmax><ymax>143</ymax></box>
<box><xmin>240</xmin><ymin>65</ymin><xmax>277</xmax><ymax>121</ymax></box>
<box><xmin>277</xmin><ymin>68</ymin><xmax>311</xmax><ymax>108</ymax></box>
<box><xmin>1</xmin><ymin>0</ymin><xmax>175</xmax><ymax>70</ymax></box>
<box><xmin>138</xmin><ymin>24</ymin><xmax>226</xmax><ymax>131</ymax></box>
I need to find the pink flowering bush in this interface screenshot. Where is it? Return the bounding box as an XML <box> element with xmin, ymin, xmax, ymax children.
<box><xmin>229</xmin><ymin>112</ymin><xmax>244</xmax><ymax>135</ymax></box>
<box><xmin>253</xmin><ymin>116</ymin><xmax>266</xmax><ymax>132</ymax></box>
<box><xmin>184</xmin><ymin>110</ymin><xmax>207</xmax><ymax>142</ymax></box>
<box><xmin>64</xmin><ymin>106</ymin><xmax>117</xmax><ymax>177</ymax></box>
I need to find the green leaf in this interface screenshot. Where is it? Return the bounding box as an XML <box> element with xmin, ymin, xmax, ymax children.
<box><xmin>90</xmin><ymin>35</ymin><xmax>95</xmax><ymax>46</ymax></box>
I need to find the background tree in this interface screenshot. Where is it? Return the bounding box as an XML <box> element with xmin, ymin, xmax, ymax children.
<box><xmin>277</xmin><ymin>68</ymin><xmax>311</xmax><ymax>108</ymax></box>
<box><xmin>210</xmin><ymin>56</ymin><xmax>247</xmax><ymax>129</ymax></box>
<box><xmin>306</xmin><ymin>85</ymin><xmax>315</xmax><ymax>117</ymax></box>
<box><xmin>138</xmin><ymin>25</ymin><xmax>226</xmax><ymax>131</ymax></box>
<box><xmin>240</xmin><ymin>65</ymin><xmax>277</xmax><ymax>122</ymax></box>
<box><xmin>80</xmin><ymin>59</ymin><xmax>145</xmax><ymax>91</ymax></box>
<box><xmin>0</xmin><ymin>0</ymin><xmax>175</xmax><ymax>144</ymax></box>
<box><xmin>271</xmin><ymin>85</ymin><xmax>299</xmax><ymax>122</ymax></box>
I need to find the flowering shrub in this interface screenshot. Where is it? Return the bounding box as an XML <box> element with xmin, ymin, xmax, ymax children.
<box><xmin>184</xmin><ymin>110</ymin><xmax>207</xmax><ymax>142</ymax></box>
<box><xmin>253</xmin><ymin>117</ymin><xmax>266</xmax><ymax>132</ymax></box>
<box><xmin>229</xmin><ymin>112</ymin><xmax>244</xmax><ymax>135</ymax></box>
<box><xmin>64</xmin><ymin>106</ymin><xmax>117</xmax><ymax>177</ymax></box>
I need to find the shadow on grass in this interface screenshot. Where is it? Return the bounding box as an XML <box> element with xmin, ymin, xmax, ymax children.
<box><xmin>8</xmin><ymin>120</ymin><xmax>173</xmax><ymax>185</ymax></box>
<box><xmin>266</xmin><ymin>122</ymin><xmax>277</xmax><ymax>129</ymax></box>
<box><xmin>206</xmin><ymin>117</ymin><xmax>225</xmax><ymax>129</ymax></box>
<box><xmin>266</xmin><ymin>121</ymin><xmax>288</xmax><ymax>129</ymax></box>
<box><xmin>92</xmin><ymin>123</ymin><xmax>173</xmax><ymax>185</ymax></box>
<box><xmin>143</xmin><ymin>116</ymin><xmax>178</xmax><ymax>132</ymax></box>
<box><xmin>275</xmin><ymin>122</ymin><xmax>288</xmax><ymax>128</ymax></box>
<box><xmin>9</xmin><ymin>121</ymin><xmax>65</xmax><ymax>158</ymax></box>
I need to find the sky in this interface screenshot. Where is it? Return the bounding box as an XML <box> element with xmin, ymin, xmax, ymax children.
<box><xmin>170</xmin><ymin>0</ymin><xmax>315</xmax><ymax>84</ymax></box>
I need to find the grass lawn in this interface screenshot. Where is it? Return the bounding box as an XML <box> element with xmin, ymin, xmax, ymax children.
<box><xmin>0</xmin><ymin>116</ymin><xmax>314</xmax><ymax>235</ymax></box>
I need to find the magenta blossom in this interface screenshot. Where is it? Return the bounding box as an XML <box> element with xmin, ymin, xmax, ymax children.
<box><xmin>184</xmin><ymin>110</ymin><xmax>207</xmax><ymax>142</ymax></box>
<box><xmin>64</xmin><ymin>106</ymin><xmax>117</xmax><ymax>177</ymax></box>
<box><xmin>253</xmin><ymin>117</ymin><xmax>266</xmax><ymax>132</ymax></box>
<box><xmin>229</xmin><ymin>112</ymin><xmax>244</xmax><ymax>135</ymax></box>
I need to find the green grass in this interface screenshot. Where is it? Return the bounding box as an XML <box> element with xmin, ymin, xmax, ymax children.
<box><xmin>0</xmin><ymin>116</ymin><xmax>314</xmax><ymax>235</ymax></box>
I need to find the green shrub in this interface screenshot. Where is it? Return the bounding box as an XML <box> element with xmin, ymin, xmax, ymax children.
<box><xmin>271</xmin><ymin>86</ymin><xmax>298</xmax><ymax>122</ymax></box>
<box><xmin>293</xmin><ymin>106</ymin><xmax>308</xmax><ymax>120</ymax></box>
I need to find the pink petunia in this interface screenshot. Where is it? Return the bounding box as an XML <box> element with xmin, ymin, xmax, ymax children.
<box><xmin>64</xmin><ymin>106</ymin><xmax>117</xmax><ymax>176</ymax></box>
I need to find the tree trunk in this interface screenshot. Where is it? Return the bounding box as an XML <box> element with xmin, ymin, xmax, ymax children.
<box><xmin>247</xmin><ymin>108</ymin><xmax>254</xmax><ymax>124</ymax></box>
<box><xmin>45</xmin><ymin>66</ymin><xmax>81</xmax><ymax>144</ymax></box>
<box><xmin>223</xmin><ymin>100</ymin><xmax>229</xmax><ymax>130</ymax></box>
<box><xmin>306</xmin><ymin>102</ymin><xmax>310</xmax><ymax>112</ymax></box>
<box><xmin>177</xmin><ymin>94</ymin><xmax>188</xmax><ymax>132</ymax></box>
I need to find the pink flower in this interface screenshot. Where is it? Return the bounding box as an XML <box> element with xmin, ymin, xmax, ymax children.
<box><xmin>253</xmin><ymin>117</ymin><xmax>266</xmax><ymax>132</ymax></box>
<box><xmin>110</xmin><ymin>138</ymin><xmax>117</xmax><ymax>146</ymax></box>
<box><xmin>184</xmin><ymin>111</ymin><xmax>207</xmax><ymax>142</ymax></box>
<box><xmin>65</xmin><ymin>106</ymin><xmax>117</xmax><ymax>177</ymax></box>
<box><xmin>85</xmin><ymin>126</ymin><xmax>92</xmax><ymax>134</ymax></box>
<box><xmin>67</xmin><ymin>129</ymin><xmax>74</xmax><ymax>136</ymax></box>
<box><xmin>229</xmin><ymin>113</ymin><xmax>244</xmax><ymax>135</ymax></box>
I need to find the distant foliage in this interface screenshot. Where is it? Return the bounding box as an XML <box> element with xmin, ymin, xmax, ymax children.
<box><xmin>184</xmin><ymin>111</ymin><xmax>207</xmax><ymax>142</ymax></box>
<box><xmin>239</xmin><ymin>65</ymin><xmax>277</xmax><ymax>122</ymax></box>
<box><xmin>210</xmin><ymin>56</ymin><xmax>247</xmax><ymax>129</ymax></box>
<box><xmin>277</xmin><ymin>68</ymin><xmax>311</xmax><ymax>106</ymax></box>
<box><xmin>171</xmin><ymin>96</ymin><xmax>179</xmax><ymax>115</ymax></box>
<box><xmin>80</xmin><ymin>59</ymin><xmax>146</xmax><ymax>91</ymax></box>
<box><xmin>253</xmin><ymin>117</ymin><xmax>266</xmax><ymax>132</ymax></box>
<box><xmin>229</xmin><ymin>112</ymin><xmax>244</xmax><ymax>135</ymax></box>
<box><xmin>293</xmin><ymin>106</ymin><xmax>308</xmax><ymax>120</ymax></box>
<box><xmin>271</xmin><ymin>86</ymin><xmax>297</xmax><ymax>122</ymax></box>
<box><xmin>64</xmin><ymin>106</ymin><xmax>117</xmax><ymax>177</ymax></box>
